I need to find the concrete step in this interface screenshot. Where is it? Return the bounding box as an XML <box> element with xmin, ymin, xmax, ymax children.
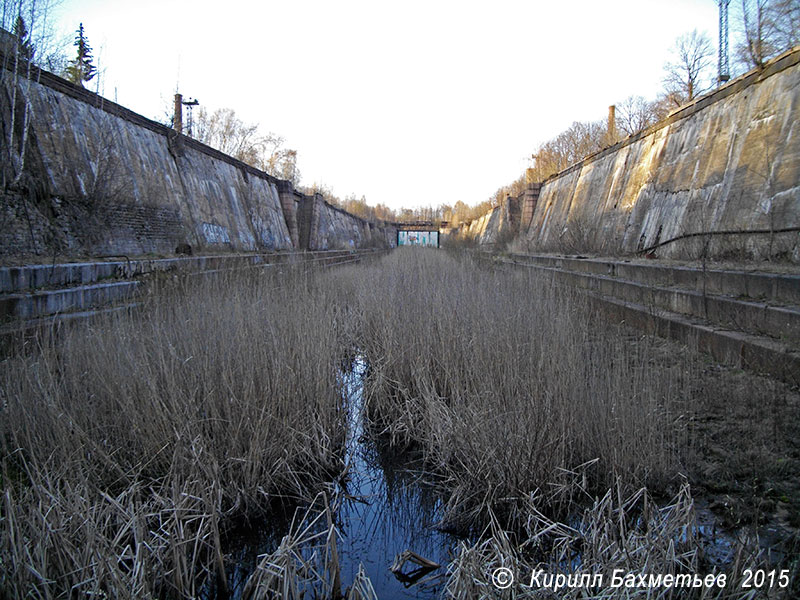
<box><xmin>0</xmin><ymin>280</ymin><xmax>141</xmax><ymax>319</ymax></box>
<box><xmin>585</xmin><ymin>290</ymin><xmax>800</xmax><ymax>386</ymax></box>
<box><xmin>0</xmin><ymin>248</ymin><xmax>386</xmax><ymax>328</ymax></box>
<box><xmin>502</xmin><ymin>259</ymin><xmax>800</xmax><ymax>345</ymax></box>
<box><xmin>479</xmin><ymin>252</ymin><xmax>800</xmax><ymax>384</ymax></box>
<box><xmin>0</xmin><ymin>301</ymin><xmax>141</xmax><ymax>339</ymax></box>
<box><xmin>505</xmin><ymin>253</ymin><xmax>800</xmax><ymax>305</ymax></box>
<box><xmin>0</xmin><ymin>250</ymin><xmax>364</xmax><ymax>294</ymax></box>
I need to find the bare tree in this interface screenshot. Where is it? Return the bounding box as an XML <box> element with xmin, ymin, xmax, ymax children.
<box><xmin>772</xmin><ymin>0</ymin><xmax>800</xmax><ymax>49</ymax></box>
<box><xmin>615</xmin><ymin>95</ymin><xmax>660</xmax><ymax>137</ymax></box>
<box><xmin>193</xmin><ymin>106</ymin><xmax>301</xmax><ymax>184</ymax></box>
<box><xmin>663</xmin><ymin>30</ymin><xmax>715</xmax><ymax>108</ymax></box>
<box><xmin>735</xmin><ymin>0</ymin><xmax>800</xmax><ymax>69</ymax></box>
<box><xmin>276</xmin><ymin>148</ymin><xmax>300</xmax><ymax>186</ymax></box>
<box><xmin>2</xmin><ymin>2</ymin><xmax>38</xmax><ymax>189</ymax></box>
<box><xmin>2</xmin><ymin>0</ymin><xmax>67</xmax><ymax>70</ymax></box>
<box><xmin>194</xmin><ymin>107</ymin><xmax>259</xmax><ymax>158</ymax></box>
<box><xmin>525</xmin><ymin>119</ymin><xmax>607</xmax><ymax>182</ymax></box>
<box><xmin>2</xmin><ymin>0</ymin><xmax>69</xmax><ymax>189</ymax></box>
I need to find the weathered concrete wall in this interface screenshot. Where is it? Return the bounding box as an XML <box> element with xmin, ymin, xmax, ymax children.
<box><xmin>0</xmin><ymin>55</ymin><xmax>392</xmax><ymax>257</ymax></box>
<box><xmin>295</xmin><ymin>193</ymin><xmax>396</xmax><ymax>250</ymax></box>
<box><xmin>525</xmin><ymin>47</ymin><xmax>800</xmax><ymax>261</ymax></box>
<box><xmin>443</xmin><ymin>196</ymin><xmax>519</xmax><ymax>246</ymax></box>
<box><xmin>450</xmin><ymin>48</ymin><xmax>799</xmax><ymax>260</ymax></box>
<box><xmin>276</xmin><ymin>182</ymin><xmax>301</xmax><ymax>249</ymax></box>
<box><xmin>312</xmin><ymin>198</ymin><xmax>374</xmax><ymax>250</ymax></box>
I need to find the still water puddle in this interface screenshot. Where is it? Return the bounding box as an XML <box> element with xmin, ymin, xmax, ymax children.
<box><xmin>207</xmin><ymin>356</ymin><xmax>460</xmax><ymax>598</ymax></box>
<box><xmin>210</xmin><ymin>357</ymin><xmax>756</xmax><ymax>598</ymax></box>
<box><xmin>335</xmin><ymin>356</ymin><xmax>459</xmax><ymax>598</ymax></box>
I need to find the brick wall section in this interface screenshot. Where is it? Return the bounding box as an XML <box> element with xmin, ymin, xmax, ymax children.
<box><xmin>297</xmin><ymin>194</ymin><xmax>314</xmax><ymax>250</ymax></box>
<box><xmin>520</xmin><ymin>184</ymin><xmax>542</xmax><ymax>230</ymax></box>
<box><xmin>0</xmin><ymin>194</ymin><xmax>51</xmax><ymax>255</ymax></box>
<box><xmin>0</xmin><ymin>193</ymin><xmax>187</xmax><ymax>256</ymax></box>
<box><xmin>308</xmin><ymin>194</ymin><xmax>323</xmax><ymax>251</ymax></box>
<box><xmin>100</xmin><ymin>203</ymin><xmax>186</xmax><ymax>254</ymax></box>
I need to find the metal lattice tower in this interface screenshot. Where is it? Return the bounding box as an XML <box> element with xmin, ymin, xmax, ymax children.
<box><xmin>718</xmin><ymin>0</ymin><xmax>731</xmax><ymax>83</ymax></box>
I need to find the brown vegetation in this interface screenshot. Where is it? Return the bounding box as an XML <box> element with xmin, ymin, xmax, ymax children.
<box><xmin>357</xmin><ymin>250</ymin><xmax>692</xmax><ymax>530</ymax></box>
<box><xmin>1</xmin><ymin>249</ymin><xmax>797</xmax><ymax>597</ymax></box>
<box><xmin>192</xmin><ymin>106</ymin><xmax>301</xmax><ymax>186</ymax></box>
<box><xmin>356</xmin><ymin>249</ymin><xmax>799</xmax><ymax>596</ymax></box>
<box><xmin>0</xmin><ymin>266</ymin><xmax>352</xmax><ymax>596</ymax></box>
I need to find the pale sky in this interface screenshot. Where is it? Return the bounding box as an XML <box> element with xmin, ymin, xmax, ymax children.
<box><xmin>50</xmin><ymin>0</ymin><xmax>719</xmax><ymax>210</ymax></box>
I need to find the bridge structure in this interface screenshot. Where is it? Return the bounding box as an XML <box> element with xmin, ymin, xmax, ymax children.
<box><xmin>393</xmin><ymin>221</ymin><xmax>448</xmax><ymax>247</ymax></box>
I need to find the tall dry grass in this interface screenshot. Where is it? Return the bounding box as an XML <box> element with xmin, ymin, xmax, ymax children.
<box><xmin>351</xmin><ymin>249</ymin><xmax>797</xmax><ymax>597</ymax></box>
<box><xmin>355</xmin><ymin>248</ymin><xmax>693</xmax><ymax>531</ymax></box>
<box><xmin>2</xmin><ymin>249</ymin><xmax>794</xmax><ymax>597</ymax></box>
<box><xmin>443</xmin><ymin>482</ymin><xmax>776</xmax><ymax>599</ymax></box>
<box><xmin>0</xmin><ymin>266</ymin><xmax>354</xmax><ymax>597</ymax></box>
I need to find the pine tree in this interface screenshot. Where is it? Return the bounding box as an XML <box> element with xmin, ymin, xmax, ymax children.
<box><xmin>12</xmin><ymin>15</ymin><xmax>34</xmax><ymax>62</ymax></box>
<box><xmin>65</xmin><ymin>23</ymin><xmax>96</xmax><ymax>87</ymax></box>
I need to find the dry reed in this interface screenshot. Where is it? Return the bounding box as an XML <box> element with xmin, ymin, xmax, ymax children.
<box><xmin>356</xmin><ymin>248</ymin><xmax>692</xmax><ymax>530</ymax></box>
<box><xmin>1</xmin><ymin>266</ymin><xmax>352</xmax><ymax>596</ymax></box>
<box><xmin>444</xmin><ymin>482</ymin><xmax>773</xmax><ymax>599</ymax></box>
<box><xmin>240</xmin><ymin>492</ymin><xmax>344</xmax><ymax>599</ymax></box>
<box><xmin>1</xmin><ymin>248</ymin><xmax>795</xmax><ymax>598</ymax></box>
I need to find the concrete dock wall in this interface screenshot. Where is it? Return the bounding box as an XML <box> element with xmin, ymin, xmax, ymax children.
<box><xmin>0</xmin><ymin>53</ymin><xmax>392</xmax><ymax>257</ymax></box>
<box><xmin>451</xmin><ymin>48</ymin><xmax>800</xmax><ymax>261</ymax></box>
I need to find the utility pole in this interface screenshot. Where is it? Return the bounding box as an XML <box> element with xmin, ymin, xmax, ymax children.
<box><xmin>607</xmin><ymin>105</ymin><xmax>617</xmax><ymax>143</ymax></box>
<box><xmin>182</xmin><ymin>97</ymin><xmax>199</xmax><ymax>137</ymax></box>
<box><xmin>718</xmin><ymin>0</ymin><xmax>731</xmax><ymax>84</ymax></box>
<box><xmin>173</xmin><ymin>93</ymin><xmax>199</xmax><ymax>137</ymax></box>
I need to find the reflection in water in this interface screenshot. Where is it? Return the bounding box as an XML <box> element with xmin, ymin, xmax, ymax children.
<box><xmin>209</xmin><ymin>357</ymin><xmax>754</xmax><ymax>599</ymax></box>
<box><xmin>207</xmin><ymin>356</ymin><xmax>460</xmax><ymax>599</ymax></box>
<box><xmin>337</xmin><ymin>356</ymin><xmax>460</xmax><ymax>598</ymax></box>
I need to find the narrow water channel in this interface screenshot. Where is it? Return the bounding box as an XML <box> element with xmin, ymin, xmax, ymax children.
<box><xmin>208</xmin><ymin>355</ymin><xmax>752</xmax><ymax>599</ymax></box>
<box><xmin>335</xmin><ymin>355</ymin><xmax>459</xmax><ymax>598</ymax></box>
<box><xmin>208</xmin><ymin>355</ymin><xmax>461</xmax><ymax>599</ymax></box>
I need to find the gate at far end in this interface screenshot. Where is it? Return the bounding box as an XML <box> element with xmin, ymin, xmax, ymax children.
<box><xmin>396</xmin><ymin>222</ymin><xmax>443</xmax><ymax>247</ymax></box>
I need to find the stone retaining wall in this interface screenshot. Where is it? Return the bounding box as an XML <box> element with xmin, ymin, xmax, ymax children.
<box><xmin>0</xmin><ymin>52</ymin><xmax>393</xmax><ymax>257</ymax></box>
<box><xmin>450</xmin><ymin>47</ymin><xmax>800</xmax><ymax>261</ymax></box>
